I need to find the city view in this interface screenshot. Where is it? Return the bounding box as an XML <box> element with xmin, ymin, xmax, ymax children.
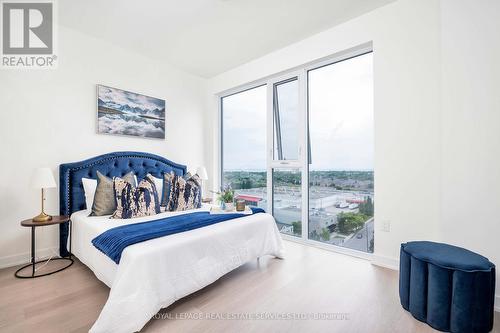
<box><xmin>224</xmin><ymin>169</ymin><xmax>374</xmax><ymax>253</ymax></box>
<box><xmin>221</xmin><ymin>52</ymin><xmax>374</xmax><ymax>253</ymax></box>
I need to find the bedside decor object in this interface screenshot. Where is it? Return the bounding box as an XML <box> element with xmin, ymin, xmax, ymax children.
<box><xmin>15</xmin><ymin>216</ymin><xmax>74</xmax><ymax>278</ymax></box>
<box><xmin>210</xmin><ymin>205</ymin><xmax>253</xmax><ymax>215</ymax></box>
<box><xmin>236</xmin><ymin>199</ymin><xmax>245</xmax><ymax>212</ymax></box>
<box><xmin>215</xmin><ymin>184</ymin><xmax>234</xmax><ymax>211</ymax></box>
<box><xmin>30</xmin><ymin>167</ymin><xmax>56</xmax><ymax>222</ymax></box>
<box><xmin>97</xmin><ymin>85</ymin><xmax>166</xmax><ymax>139</ymax></box>
<box><xmin>400</xmin><ymin>241</ymin><xmax>495</xmax><ymax>333</ymax></box>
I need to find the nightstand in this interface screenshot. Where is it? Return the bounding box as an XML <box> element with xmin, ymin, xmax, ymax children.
<box><xmin>15</xmin><ymin>216</ymin><xmax>74</xmax><ymax>278</ymax></box>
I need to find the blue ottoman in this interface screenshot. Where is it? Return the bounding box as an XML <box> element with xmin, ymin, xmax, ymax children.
<box><xmin>400</xmin><ymin>241</ymin><xmax>495</xmax><ymax>333</ymax></box>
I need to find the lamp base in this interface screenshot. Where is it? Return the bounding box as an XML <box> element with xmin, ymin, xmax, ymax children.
<box><xmin>33</xmin><ymin>212</ymin><xmax>52</xmax><ymax>222</ymax></box>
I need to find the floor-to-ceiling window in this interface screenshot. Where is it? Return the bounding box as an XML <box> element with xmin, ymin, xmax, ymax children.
<box><xmin>220</xmin><ymin>46</ymin><xmax>373</xmax><ymax>255</ymax></box>
<box><xmin>221</xmin><ymin>85</ymin><xmax>268</xmax><ymax>211</ymax></box>
<box><xmin>308</xmin><ymin>52</ymin><xmax>374</xmax><ymax>253</ymax></box>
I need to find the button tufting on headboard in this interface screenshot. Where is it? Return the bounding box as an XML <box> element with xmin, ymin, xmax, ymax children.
<box><xmin>58</xmin><ymin>152</ymin><xmax>186</xmax><ymax>258</ymax></box>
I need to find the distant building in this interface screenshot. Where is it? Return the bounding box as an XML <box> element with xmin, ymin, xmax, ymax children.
<box><xmin>236</xmin><ymin>194</ymin><xmax>262</xmax><ymax>207</ymax></box>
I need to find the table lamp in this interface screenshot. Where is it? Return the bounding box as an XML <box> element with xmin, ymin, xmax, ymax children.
<box><xmin>30</xmin><ymin>167</ymin><xmax>56</xmax><ymax>222</ymax></box>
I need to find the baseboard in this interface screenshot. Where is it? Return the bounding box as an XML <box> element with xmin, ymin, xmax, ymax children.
<box><xmin>0</xmin><ymin>247</ymin><xmax>59</xmax><ymax>269</ymax></box>
<box><xmin>371</xmin><ymin>254</ymin><xmax>399</xmax><ymax>271</ymax></box>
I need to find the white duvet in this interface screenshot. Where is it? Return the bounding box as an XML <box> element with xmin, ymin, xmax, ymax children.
<box><xmin>70</xmin><ymin>205</ymin><xmax>284</xmax><ymax>333</ymax></box>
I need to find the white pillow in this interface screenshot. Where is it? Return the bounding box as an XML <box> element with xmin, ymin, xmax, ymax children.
<box><xmin>135</xmin><ymin>175</ymin><xmax>163</xmax><ymax>199</ymax></box>
<box><xmin>152</xmin><ymin>175</ymin><xmax>163</xmax><ymax>199</ymax></box>
<box><xmin>82</xmin><ymin>177</ymin><xmax>97</xmax><ymax>211</ymax></box>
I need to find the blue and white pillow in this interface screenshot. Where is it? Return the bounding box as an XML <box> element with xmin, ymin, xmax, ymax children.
<box><xmin>161</xmin><ymin>172</ymin><xmax>195</xmax><ymax>205</ymax></box>
<box><xmin>164</xmin><ymin>173</ymin><xmax>202</xmax><ymax>211</ymax></box>
<box><xmin>183</xmin><ymin>174</ymin><xmax>202</xmax><ymax>209</ymax></box>
<box><xmin>161</xmin><ymin>171</ymin><xmax>175</xmax><ymax>207</ymax></box>
<box><xmin>112</xmin><ymin>174</ymin><xmax>160</xmax><ymax>219</ymax></box>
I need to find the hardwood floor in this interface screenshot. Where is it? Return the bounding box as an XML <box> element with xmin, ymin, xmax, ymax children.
<box><xmin>1</xmin><ymin>241</ymin><xmax>498</xmax><ymax>333</ymax></box>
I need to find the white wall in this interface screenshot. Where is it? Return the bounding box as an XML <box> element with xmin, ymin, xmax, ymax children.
<box><xmin>2</xmin><ymin>0</ymin><xmax>498</xmax><ymax>308</ymax></box>
<box><xmin>206</xmin><ymin>0</ymin><xmax>443</xmax><ymax>266</ymax></box>
<box><xmin>207</xmin><ymin>0</ymin><xmax>500</xmax><ymax>307</ymax></box>
<box><xmin>439</xmin><ymin>0</ymin><xmax>500</xmax><ymax>307</ymax></box>
<box><xmin>0</xmin><ymin>26</ymin><xmax>208</xmax><ymax>267</ymax></box>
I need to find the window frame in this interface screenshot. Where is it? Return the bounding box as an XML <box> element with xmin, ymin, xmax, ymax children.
<box><xmin>217</xmin><ymin>42</ymin><xmax>374</xmax><ymax>261</ymax></box>
<box><xmin>272</xmin><ymin>76</ymin><xmax>300</xmax><ymax>162</ymax></box>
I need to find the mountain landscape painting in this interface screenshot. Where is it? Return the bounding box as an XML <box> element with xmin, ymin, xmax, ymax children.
<box><xmin>97</xmin><ymin>85</ymin><xmax>166</xmax><ymax>139</ymax></box>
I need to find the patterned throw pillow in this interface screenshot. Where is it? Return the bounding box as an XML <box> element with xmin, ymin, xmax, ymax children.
<box><xmin>180</xmin><ymin>174</ymin><xmax>202</xmax><ymax>210</ymax></box>
<box><xmin>161</xmin><ymin>171</ymin><xmax>194</xmax><ymax>207</ymax></box>
<box><xmin>112</xmin><ymin>174</ymin><xmax>160</xmax><ymax>219</ymax></box>
<box><xmin>161</xmin><ymin>171</ymin><xmax>175</xmax><ymax>207</ymax></box>
<box><xmin>90</xmin><ymin>171</ymin><xmax>135</xmax><ymax>216</ymax></box>
<box><xmin>166</xmin><ymin>173</ymin><xmax>202</xmax><ymax>211</ymax></box>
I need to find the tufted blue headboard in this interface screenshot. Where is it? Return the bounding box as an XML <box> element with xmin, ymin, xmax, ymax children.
<box><xmin>58</xmin><ymin>151</ymin><xmax>186</xmax><ymax>256</ymax></box>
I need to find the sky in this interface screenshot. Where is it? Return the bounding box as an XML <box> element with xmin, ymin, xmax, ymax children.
<box><xmin>222</xmin><ymin>52</ymin><xmax>373</xmax><ymax>171</ymax></box>
<box><xmin>222</xmin><ymin>85</ymin><xmax>267</xmax><ymax>171</ymax></box>
<box><xmin>274</xmin><ymin>79</ymin><xmax>299</xmax><ymax>160</ymax></box>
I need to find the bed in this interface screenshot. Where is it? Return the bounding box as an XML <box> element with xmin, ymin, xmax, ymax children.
<box><xmin>59</xmin><ymin>152</ymin><xmax>284</xmax><ymax>333</ymax></box>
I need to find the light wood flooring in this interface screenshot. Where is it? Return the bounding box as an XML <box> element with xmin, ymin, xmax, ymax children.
<box><xmin>1</xmin><ymin>240</ymin><xmax>498</xmax><ymax>333</ymax></box>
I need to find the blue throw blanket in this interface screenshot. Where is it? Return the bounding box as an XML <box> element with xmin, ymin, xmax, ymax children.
<box><xmin>92</xmin><ymin>207</ymin><xmax>265</xmax><ymax>264</ymax></box>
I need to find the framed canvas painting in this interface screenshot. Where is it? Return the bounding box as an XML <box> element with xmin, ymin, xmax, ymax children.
<box><xmin>97</xmin><ymin>85</ymin><xmax>166</xmax><ymax>139</ymax></box>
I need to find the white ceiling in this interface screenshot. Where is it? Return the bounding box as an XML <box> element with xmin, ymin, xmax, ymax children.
<box><xmin>59</xmin><ymin>0</ymin><xmax>394</xmax><ymax>78</ymax></box>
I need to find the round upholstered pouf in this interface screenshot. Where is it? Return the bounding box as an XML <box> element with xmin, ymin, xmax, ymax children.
<box><xmin>399</xmin><ymin>241</ymin><xmax>495</xmax><ymax>333</ymax></box>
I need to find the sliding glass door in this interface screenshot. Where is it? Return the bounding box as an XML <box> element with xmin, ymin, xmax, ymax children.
<box><xmin>221</xmin><ymin>47</ymin><xmax>373</xmax><ymax>254</ymax></box>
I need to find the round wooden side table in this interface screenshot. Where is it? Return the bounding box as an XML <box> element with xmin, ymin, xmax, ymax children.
<box><xmin>15</xmin><ymin>215</ymin><xmax>74</xmax><ymax>278</ymax></box>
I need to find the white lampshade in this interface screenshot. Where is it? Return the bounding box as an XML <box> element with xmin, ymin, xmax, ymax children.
<box><xmin>30</xmin><ymin>167</ymin><xmax>56</xmax><ymax>189</ymax></box>
<box><xmin>196</xmin><ymin>166</ymin><xmax>208</xmax><ymax>180</ymax></box>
